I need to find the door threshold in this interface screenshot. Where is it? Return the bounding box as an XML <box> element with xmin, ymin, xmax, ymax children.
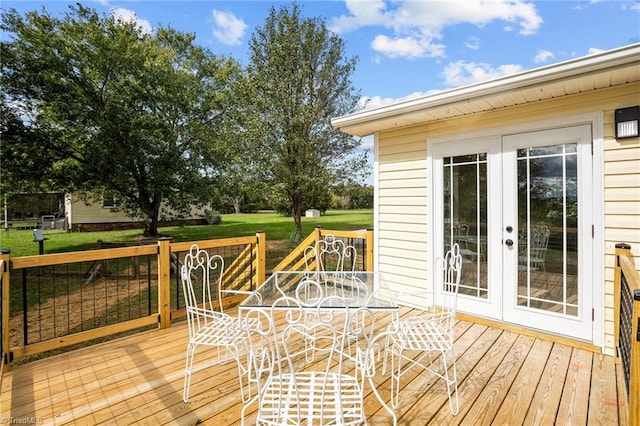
<box><xmin>456</xmin><ymin>312</ymin><xmax>600</xmax><ymax>353</ymax></box>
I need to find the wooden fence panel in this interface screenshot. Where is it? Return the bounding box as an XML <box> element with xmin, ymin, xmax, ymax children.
<box><xmin>614</xmin><ymin>243</ymin><xmax>640</xmax><ymax>426</ymax></box>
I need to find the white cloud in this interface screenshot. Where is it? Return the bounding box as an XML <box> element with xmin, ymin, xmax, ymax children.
<box><xmin>588</xmin><ymin>47</ymin><xmax>604</xmax><ymax>55</ymax></box>
<box><xmin>110</xmin><ymin>7</ymin><xmax>153</xmax><ymax>35</ymax></box>
<box><xmin>211</xmin><ymin>10</ymin><xmax>247</xmax><ymax>45</ymax></box>
<box><xmin>331</xmin><ymin>0</ymin><xmax>389</xmax><ymax>32</ymax></box>
<box><xmin>331</xmin><ymin>0</ymin><xmax>543</xmax><ymax>59</ymax></box>
<box><xmin>359</xmin><ymin>95</ymin><xmax>397</xmax><ymax>110</ymax></box>
<box><xmin>359</xmin><ymin>89</ymin><xmax>442</xmax><ymax>110</ymax></box>
<box><xmin>465</xmin><ymin>37</ymin><xmax>481</xmax><ymax>50</ymax></box>
<box><xmin>534</xmin><ymin>49</ymin><xmax>554</xmax><ymax>63</ymax></box>
<box><xmin>442</xmin><ymin>60</ymin><xmax>523</xmax><ymax>87</ymax></box>
<box><xmin>370</xmin><ymin>35</ymin><xmax>445</xmax><ymax>59</ymax></box>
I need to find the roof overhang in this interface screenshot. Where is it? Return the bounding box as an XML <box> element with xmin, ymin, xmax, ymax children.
<box><xmin>332</xmin><ymin>43</ymin><xmax>640</xmax><ymax>137</ymax></box>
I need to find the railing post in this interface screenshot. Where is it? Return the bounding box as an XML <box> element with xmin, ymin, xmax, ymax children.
<box><xmin>1</xmin><ymin>249</ymin><xmax>11</xmax><ymax>370</ymax></box>
<box><xmin>366</xmin><ymin>228</ymin><xmax>374</xmax><ymax>272</ymax></box>
<box><xmin>157</xmin><ymin>238</ymin><xmax>172</xmax><ymax>329</ymax></box>
<box><xmin>313</xmin><ymin>226</ymin><xmax>323</xmax><ymax>272</ymax></box>
<box><xmin>256</xmin><ymin>231</ymin><xmax>266</xmax><ymax>287</ymax></box>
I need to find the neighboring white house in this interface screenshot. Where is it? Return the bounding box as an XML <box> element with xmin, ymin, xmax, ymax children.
<box><xmin>64</xmin><ymin>192</ymin><xmax>208</xmax><ymax>231</ymax></box>
<box><xmin>332</xmin><ymin>43</ymin><xmax>640</xmax><ymax>355</ymax></box>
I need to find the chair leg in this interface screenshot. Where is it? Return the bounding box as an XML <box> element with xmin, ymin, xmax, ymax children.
<box><xmin>441</xmin><ymin>350</ymin><xmax>459</xmax><ymax>415</ymax></box>
<box><xmin>390</xmin><ymin>345</ymin><xmax>403</xmax><ymax>409</ymax></box>
<box><xmin>183</xmin><ymin>343</ymin><xmax>197</xmax><ymax>403</ymax></box>
<box><xmin>381</xmin><ymin>333</ymin><xmax>390</xmax><ymax>374</ymax></box>
<box><xmin>237</xmin><ymin>351</ymin><xmax>255</xmax><ymax>403</ymax></box>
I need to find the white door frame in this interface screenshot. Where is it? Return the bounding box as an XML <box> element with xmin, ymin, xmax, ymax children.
<box><xmin>427</xmin><ymin>112</ymin><xmax>604</xmax><ymax>348</ymax></box>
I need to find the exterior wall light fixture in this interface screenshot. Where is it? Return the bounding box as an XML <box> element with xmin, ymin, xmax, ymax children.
<box><xmin>615</xmin><ymin>106</ymin><xmax>640</xmax><ymax>139</ymax></box>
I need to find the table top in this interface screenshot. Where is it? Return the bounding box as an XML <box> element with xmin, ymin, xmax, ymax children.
<box><xmin>454</xmin><ymin>235</ymin><xmax>488</xmax><ymax>244</ymax></box>
<box><xmin>239</xmin><ymin>271</ymin><xmax>398</xmax><ymax>310</ymax></box>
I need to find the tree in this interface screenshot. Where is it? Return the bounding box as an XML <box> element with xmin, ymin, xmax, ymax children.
<box><xmin>1</xmin><ymin>5</ymin><xmax>241</xmax><ymax>236</ymax></box>
<box><xmin>242</xmin><ymin>4</ymin><xmax>368</xmax><ymax>237</ymax></box>
<box><xmin>215</xmin><ymin>162</ymin><xmax>268</xmax><ymax>213</ymax></box>
<box><xmin>0</xmin><ymin>102</ymin><xmax>54</xmax><ymax>194</ymax></box>
<box><xmin>333</xmin><ymin>182</ymin><xmax>374</xmax><ymax>209</ymax></box>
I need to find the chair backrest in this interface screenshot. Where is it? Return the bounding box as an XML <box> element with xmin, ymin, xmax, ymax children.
<box><xmin>181</xmin><ymin>244</ymin><xmax>226</xmax><ymax>336</ymax></box>
<box><xmin>434</xmin><ymin>243</ymin><xmax>463</xmax><ymax>336</ymax></box>
<box><xmin>520</xmin><ymin>224</ymin><xmax>550</xmax><ymax>257</ymax></box>
<box><xmin>530</xmin><ymin>224</ymin><xmax>550</xmax><ymax>251</ymax></box>
<box><xmin>242</xmin><ymin>292</ymin><xmax>372</xmax><ymax>424</ymax></box>
<box><xmin>452</xmin><ymin>222</ymin><xmax>469</xmax><ymax>236</ymax></box>
<box><xmin>296</xmin><ymin>273</ymin><xmax>369</xmax><ymax>306</ymax></box>
<box><xmin>304</xmin><ymin>234</ymin><xmax>357</xmax><ymax>275</ymax></box>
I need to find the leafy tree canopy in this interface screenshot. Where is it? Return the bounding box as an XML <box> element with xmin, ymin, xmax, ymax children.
<box><xmin>240</xmin><ymin>3</ymin><xmax>368</xmax><ymax>237</ymax></box>
<box><xmin>1</xmin><ymin>4</ymin><xmax>241</xmax><ymax>236</ymax></box>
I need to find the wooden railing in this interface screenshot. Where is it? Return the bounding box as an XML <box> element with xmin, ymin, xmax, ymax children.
<box><xmin>614</xmin><ymin>243</ymin><xmax>640</xmax><ymax>426</ymax></box>
<box><xmin>0</xmin><ymin>232</ymin><xmax>267</xmax><ymax>367</ymax></box>
<box><xmin>273</xmin><ymin>226</ymin><xmax>374</xmax><ymax>272</ymax></box>
<box><xmin>0</xmin><ymin>228</ymin><xmax>370</xmax><ymax>372</ymax></box>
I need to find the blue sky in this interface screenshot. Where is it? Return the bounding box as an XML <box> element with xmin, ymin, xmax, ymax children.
<box><xmin>4</xmin><ymin>1</ymin><xmax>639</xmax><ymax>109</ymax></box>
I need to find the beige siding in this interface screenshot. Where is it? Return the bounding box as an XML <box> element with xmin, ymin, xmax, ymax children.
<box><xmin>601</xmin><ymin>87</ymin><xmax>640</xmax><ymax>355</ymax></box>
<box><xmin>68</xmin><ymin>195</ymin><xmax>138</xmax><ymax>225</ymax></box>
<box><xmin>376</xmin><ymin>127</ymin><xmax>429</xmax><ymax>293</ymax></box>
<box><xmin>66</xmin><ymin>193</ymin><xmax>207</xmax><ymax>226</ymax></box>
<box><xmin>375</xmin><ymin>82</ymin><xmax>640</xmax><ymax>354</ymax></box>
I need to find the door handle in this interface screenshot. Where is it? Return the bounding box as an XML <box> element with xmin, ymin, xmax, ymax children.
<box><xmin>505</xmin><ymin>239</ymin><xmax>514</xmax><ymax>247</ymax></box>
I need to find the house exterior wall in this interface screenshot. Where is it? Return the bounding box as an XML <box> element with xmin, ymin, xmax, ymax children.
<box><xmin>65</xmin><ymin>193</ymin><xmax>208</xmax><ymax>231</ymax></box>
<box><xmin>374</xmin><ymin>82</ymin><xmax>640</xmax><ymax>354</ymax></box>
<box><xmin>65</xmin><ymin>193</ymin><xmax>136</xmax><ymax>227</ymax></box>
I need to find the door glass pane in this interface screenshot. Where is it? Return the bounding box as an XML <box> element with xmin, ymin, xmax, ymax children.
<box><xmin>443</xmin><ymin>154</ymin><xmax>488</xmax><ymax>299</ymax></box>
<box><xmin>517</xmin><ymin>144</ymin><xmax>578</xmax><ymax>316</ymax></box>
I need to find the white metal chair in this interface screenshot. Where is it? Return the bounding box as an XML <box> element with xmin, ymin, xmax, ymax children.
<box><xmin>304</xmin><ymin>234</ymin><xmax>365</xmax><ymax>302</ymax></box>
<box><xmin>519</xmin><ymin>224</ymin><xmax>550</xmax><ymax>271</ymax></box>
<box><xmin>452</xmin><ymin>222</ymin><xmax>481</xmax><ymax>263</ymax></box>
<box><xmin>304</xmin><ymin>234</ymin><xmax>357</xmax><ymax>276</ymax></box>
<box><xmin>384</xmin><ymin>243</ymin><xmax>463</xmax><ymax>415</ymax></box>
<box><xmin>181</xmin><ymin>244</ymin><xmax>253</xmax><ymax>403</ymax></box>
<box><xmin>240</xmin><ymin>292</ymin><xmax>373</xmax><ymax>425</ymax></box>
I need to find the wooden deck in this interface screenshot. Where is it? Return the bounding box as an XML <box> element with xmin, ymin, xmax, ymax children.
<box><xmin>0</xmin><ymin>307</ymin><xmax>627</xmax><ymax>425</ymax></box>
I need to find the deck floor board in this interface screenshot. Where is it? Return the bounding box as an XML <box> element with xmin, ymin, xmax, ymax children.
<box><xmin>0</xmin><ymin>308</ymin><xmax>624</xmax><ymax>425</ymax></box>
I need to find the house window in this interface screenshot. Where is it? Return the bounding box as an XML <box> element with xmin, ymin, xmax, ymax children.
<box><xmin>102</xmin><ymin>191</ymin><xmax>117</xmax><ymax>208</ymax></box>
<box><xmin>443</xmin><ymin>153</ymin><xmax>488</xmax><ymax>299</ymax></box>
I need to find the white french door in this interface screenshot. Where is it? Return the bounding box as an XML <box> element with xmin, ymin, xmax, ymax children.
<box><xmin>433</xmin><ymin>137</ymin><xmax>502</xmax><ymax>319</ymax></box>
<box><xmin>502</xmin><ymin>125</ymin><xmax>593</xmax><ymax>340</ymax></box>
<box><xmin>432</xmin><ymin>124</ymin><xmax>593</xmax><ymax>341</ymax></box>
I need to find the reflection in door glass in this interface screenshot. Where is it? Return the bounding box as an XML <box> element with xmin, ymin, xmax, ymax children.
<box><xmin>443</xmin><ymin>154</ymin><xmax>488</xmax><ymax>299</ymax></box>
<box><xmin>517</xmin><ymin>144</ymin><xmax>578</xmax><ymax>316</ymax></box>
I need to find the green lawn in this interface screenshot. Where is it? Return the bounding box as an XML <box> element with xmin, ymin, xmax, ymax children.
<box><xmin>0</xmin><ymin>210</ymin><xmax>373</xmax><ymax>258</ymax></box>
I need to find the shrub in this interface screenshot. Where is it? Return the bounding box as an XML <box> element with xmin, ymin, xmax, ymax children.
<box><xmin>204</xmin><ymin>209</ymin><xmax>222</xmax><ymax>225</ymax></box>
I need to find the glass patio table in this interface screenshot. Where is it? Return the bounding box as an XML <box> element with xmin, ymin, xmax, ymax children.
<box><xmin>238</xmin><ymin>270</ymin><xmax>398</xmax><ymax>311</ymax></box>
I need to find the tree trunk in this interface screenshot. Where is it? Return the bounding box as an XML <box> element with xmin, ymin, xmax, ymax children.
<box><xmin>142</xmin><ymin>197</ymin><xmax>161</xmax><ymax>237</ymax></box>
<box><xmin>143</xmin><ymin>216</ymin><xmax>158</xmax><ymax>237</ymax></box>
<box><xmin>293</xmin><ymin>211</ymin><xmax>302</xmax><ymax>234</ymax></box>
<box><xmin>292</xmin><ymin>195</ymin><xmax>303</xmax><ymax>237</ymax></box>
<box><xmin>232</xmin><ymin>196</ymin><xmax>242</xmax><ymax>214</ymax></box>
